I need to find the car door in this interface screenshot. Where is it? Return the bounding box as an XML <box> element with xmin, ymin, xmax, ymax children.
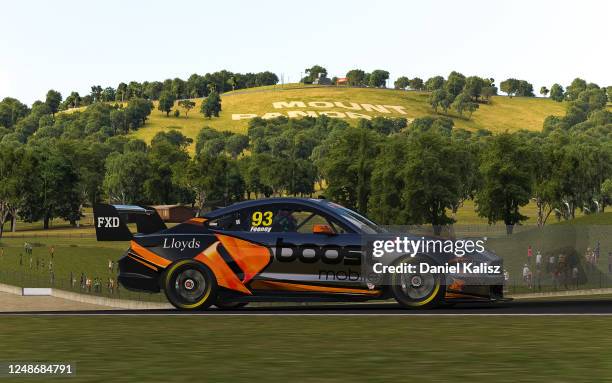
<box><xmin>238</xmin><ymin>203</ymin><xmax>364</xmax><ymax>288</ymax></box>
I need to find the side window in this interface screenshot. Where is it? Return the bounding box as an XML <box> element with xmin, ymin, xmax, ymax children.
<box><xmin>245</xmin><ymin>205</ymin><xmax>348</xmax><ymax>234</ymax></box>
<box><xmin>247</xmin><ymin>207</ymin><xmax>277</xmax><ymax>233</ymax></box>
<box><xmin>207</xmin><ymin>212</ymin><xmax>244</xmax><ymax>231</ymax></box>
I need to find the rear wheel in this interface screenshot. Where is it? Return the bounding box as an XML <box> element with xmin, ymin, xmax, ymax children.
<box><xmin>164</xmin><ymin>260</ymin><xmax>216</xmax><ymax>310</ymax></box>
<box><xmin>391</xmin><ymin>256</ymin><xmax>444</xmax><ymax>309</ymax></box>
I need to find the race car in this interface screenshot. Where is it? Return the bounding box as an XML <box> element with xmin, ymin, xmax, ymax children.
<box><xmin>93</xmin><ymin>198</ymin><xmax>505</xmax><ymax>310</ymax></box>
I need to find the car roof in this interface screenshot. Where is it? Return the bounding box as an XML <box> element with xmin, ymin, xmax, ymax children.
<box><xmin>202</xmin><ymin>197</ymin><xmax>331</xmax><ymax>219</ymax></box>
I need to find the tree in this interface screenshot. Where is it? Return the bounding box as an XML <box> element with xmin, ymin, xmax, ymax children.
<box><xmin>101</xmin><ymin>87</ymin><xmax>116</xmax><ymax>102</ymax></box>
<box><xmin>409</xmin><ymin>77</ymin><xmax>424</xmax><ymax>90</ymax></box>
<box><xmin>566</xmin><ymin>78</ymin><xmax>587</xmax><ymax>101</ymax></box>
<box><xmin>516</xmin><ymin>80</ymin><xmax>535</xmax><ymax>97</ymax></box>
<box><xmin>452</xmin><ymin>92</ymin><xmax>478</xmax><ymax>118</ymax></box>
<box><xmin>369</xmin><ymin>70</ymin><xmax>390</xmax><ymax>88</ymax></box>
<box><xmin>425</xmin><ymin>76</ymin><xmax>445</xmax><ymax>91</ymax></box>
<box><xmin>145</xmin><ymin>131</ymin><xmax>191</xmax><ymax>204</ymax></box>
<box><xmin>317</xmin><ymin>126</ymin><xmax>381</xmax><ymax>212</ymax></box>
<box><xmin>346</xmin><ymin>69</ymin><xmax>367</xmax><ymax>87</ymax></box>
<box><xmin>158</xmin><ymin>91</ymin><xmax>176</xmax><ymax>117</ymax></box>
<box><xmin>0</xmin><ymin>98</ymin><xmax>29</xmax><ymax>129</ymax></box>
<box><xmin>394</xmin><ymin>76</ymin><xmax>410</xmax><ymax>90</ymax></box>
<box><xmin>445</xmin><ymin>71</ymin><xmax>466</xmax><ymax>98</ymax></box>
<box><xmin>540</xmin><ymin>86</ymin><xmax>549</xmax><ymax>97</ymax></box>
<box><xmin>475</xmin><ymin>133</ymin><xmax>532</xmax><ymax>233</ymax></box>
<box><xmin>45</xmin><ymin>90</ymin><xmax>62</xmax><ymax>116</ymax></box>
<box><xmin>178</xmin><ymin>99</ymin><xmax>196</xmax><ymax>117</ymax></box>
<box><xmin>103</xmin><ymin>151</ymin><xmax>150</xmax><ymax>204</ymax></box>
<box><xmin>18</xmin><ymin>140</ymin><xmax>82</xmax><ymax>229</ymax></box>
<box><xmin>0</xmin><ymin>144</ymin><xmax>23</xmax><ymax>237</ymax></box>
<box><xmin>500</xmin><ymin>78</ymin><xmax>520</xmax><ymax>97</ymax></box>
<box><xmin>429</xmin><ymin>89</ymin><xmax>450</xmax><ymax>113</ymax></box>
<box><xmin>225</xmin><ymin>134</ymin><xmax>249</xmax><ymax>158</ymax></box>
<box><xmin>463</xmin><ymin>76</ymin><xmax>485</xmax><ymax>100</ymax></box>
<box><xmin>173</xmin><ymin>154</ymin><xmax>241</xmax><ymax>211</ymax></box>
<box><xmin>227</xmin><ymin>76</ymin><xmax>237</xmax><ymax>91</ymax></box>
<box><xmin>550</xmin><ymin>83</ymin><xmax>565</xmax><ymax>102</ymax></box>
<box><xmin>90</xmin><ymin>85</ymin><xmax>103</xmax><ymax>102</ymax></box>
<box><xmin>116</xmin><ymin>82</ymin><xmax>128</xmax><ymax>102</ymax></box>
<box><xmin>480</xmin><ymin>86</ymin><xmax>497</xmax><ymax>102</ymax></box>
<box><xmin>302</xmin><ymin>65</ymin><xmax>327</xmax><ymax>84</ymax></box>
<box><xmin>126</xmin><ymin>98</ymin><xmax>153</xmax><ymax>128</ymax></box>
<box><xmin>200</xmin><ymin>91</ymin><xmax>222</xmax><ymax>118</ymax></box>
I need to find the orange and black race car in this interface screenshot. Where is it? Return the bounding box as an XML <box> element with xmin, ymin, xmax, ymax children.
<box><xmin>94</xmin><ymin>198</ymin><xmax>506</xmax><ymax>310</ymax></box>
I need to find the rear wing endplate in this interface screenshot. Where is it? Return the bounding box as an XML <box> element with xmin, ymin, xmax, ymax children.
<box><xmin>93</xmin><ymin>204</ymin><xmax>167</xmax><ymax>241</ymax></box>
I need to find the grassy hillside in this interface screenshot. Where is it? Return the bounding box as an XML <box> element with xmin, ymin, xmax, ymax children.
<box><xmin>129</xmin><ymin>85</ymin><xmax>567</xmax><ymax>153</ymax></box>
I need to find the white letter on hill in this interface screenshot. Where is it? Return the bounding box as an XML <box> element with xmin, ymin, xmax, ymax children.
<box><xmin>262</xmin><ymin>112</ymin><xmax>284</xmax><ymax>119</ymax></box>
<box><xmin>273</xmin><ymin>101</ymin><xmax>306</xmax><ymax>109</ymax></box>
<box><xmin>288</xmin><ymin>110</ymin><xmax>318</xmax><ymax>118</ymax></box>
<box><xmin>232</xmin><ymin>114</ymin><xmax>258</xmax><ymax>120</ymax></box>
<box><xmin>334</xmin><ymin>102</ymin><xmax>362</xmax><ymax>110</ymax></box>
<box><xmin>361</xmin><ymin>104</ymin><xmax>390</xmax><ymax>113</ymax></box>
<box><xmin>308</xmin><ymin>101</ymin><xmax>334</xmax><ymax>108</ymax></box>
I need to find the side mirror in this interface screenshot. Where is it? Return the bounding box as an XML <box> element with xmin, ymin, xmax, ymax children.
<box><xmin>313</xmin><ymin>224</ymin><xmax>335</xmax><ymax>235</ymax></box>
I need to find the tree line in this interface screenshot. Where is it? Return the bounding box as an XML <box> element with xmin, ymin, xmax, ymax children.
<box><xmin>0</xmin><ymin>77</ymin><xmax>610</xmax><ymax>238</ymax></box>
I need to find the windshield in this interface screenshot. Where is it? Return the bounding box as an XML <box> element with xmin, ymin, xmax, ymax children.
<box><xmin>326</xmin><ymin>202</ymin><xmax>386</xmax><ymax>234</ymax></box>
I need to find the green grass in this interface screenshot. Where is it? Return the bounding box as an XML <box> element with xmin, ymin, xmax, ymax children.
<box><xmin>128</xmin><ymin>85</ymin><xmax>567</xmax><ymax>153</ymax></box>
<box><xmin>1</xmin><ymin>316</ymin><xmax>612</xmax><ymax>382</ymax></box>
<box><xmin>0</xmin><ymin>236</ymin><xmax>165</xmax><ymax>302</ymax></box>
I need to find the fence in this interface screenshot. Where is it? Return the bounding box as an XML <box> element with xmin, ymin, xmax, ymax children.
<box><xmin>0</xmin><ymin>269</ymin><xmax>166</xmax><ymax>303</ymax></box>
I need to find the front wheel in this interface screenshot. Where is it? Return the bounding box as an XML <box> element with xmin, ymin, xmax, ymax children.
<box><xmin>391</xmin><ymin>256</ymin><xmax>444</xmax><ymax>309</ymax></box>
<box><xmin>164</xmin><ymin>260</ymin><xmax>217</xmax><ymax>310</ymax></box>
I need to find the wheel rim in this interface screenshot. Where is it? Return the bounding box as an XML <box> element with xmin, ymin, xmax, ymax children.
<box><xmin>399</xmin><ymin>272</ymin><xmax>436</xmax><ymax>300</ymax></box>
<box><xmin>174</xmin><ymin>269</ymin><xmax>207</xmax><ymax>304</ymax></box>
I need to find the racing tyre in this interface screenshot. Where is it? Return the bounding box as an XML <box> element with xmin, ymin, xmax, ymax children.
<box><xmin>215</xmin><ymin>301</ymin><xmax>249</xmax><ymax>310</ymax></box>
<box><xmin>391</xmin><ymin>256</ymin><xmax>445</xmax><ymax>309</ymax></box>
<box><xmin>164</xmin><ymin>260</ymin><xmax>217</xmax><ymax>310</ymax></box>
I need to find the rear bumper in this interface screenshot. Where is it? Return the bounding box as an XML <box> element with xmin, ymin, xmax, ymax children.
<box><xmin>118</xmin><ymin>254</ymin><xmax>162</xmax><ymax>293</ymax></box>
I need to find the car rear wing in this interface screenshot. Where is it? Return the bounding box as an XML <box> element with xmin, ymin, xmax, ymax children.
<box><xmin>93</xmin><ymin>204</ymin><xmax>167</xmax><ymax>241</ymax></box>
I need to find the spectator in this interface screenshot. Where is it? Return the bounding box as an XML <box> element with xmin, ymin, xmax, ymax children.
<box><xmin>594</xmin><ymin>241</ymin><xmax>601</xmax><ymax>261</ymax></box>
<box><xmin>535</xmin><ymin>250</ymin><xmax>542</xmax><ymax>270</ymax></box>
<box><xmin>547</xmin><ymin>254</ymin><xmax>555</xmax><ymax>274</ymax></box>
<box><xmin>522</xmin><ymin>264</ymin><xmax>532</xmax><ymax>288</ymax></box>
<box><xmin>49</xmin><ymin>245</ymin><xmax>55</xmax><ymax>259</ymax></box>
<box><xmin>527</xmin><ymin>245</ymin><xmax>533</xmax><ymax>264</ymax></box>
<box><xmin>108</xmin><ymin>259</ymin><xmax>112</xmax><ymax>273</ymax></box>
<box><xmin>572</xmin><ymin>266</ymin><xmax>579</xmax><ymax>289</ymax></box>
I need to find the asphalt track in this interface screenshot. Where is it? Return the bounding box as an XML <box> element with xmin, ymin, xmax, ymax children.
<box><xmin>4</xmin><ymin>298</ymin><xmax>612</xmax><ymax>315</ymax></box>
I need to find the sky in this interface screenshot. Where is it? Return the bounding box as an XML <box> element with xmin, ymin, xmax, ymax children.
<box><xmin>0</xmin><ymin>0</ymin><xmax>610</xmax><ymax>105</ymax></box>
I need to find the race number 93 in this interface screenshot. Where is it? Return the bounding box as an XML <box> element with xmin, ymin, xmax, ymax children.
<box><xmin>252</xmin><ymin>211</ymin><xmax>273</xmax><ymax>227</ymax></box>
